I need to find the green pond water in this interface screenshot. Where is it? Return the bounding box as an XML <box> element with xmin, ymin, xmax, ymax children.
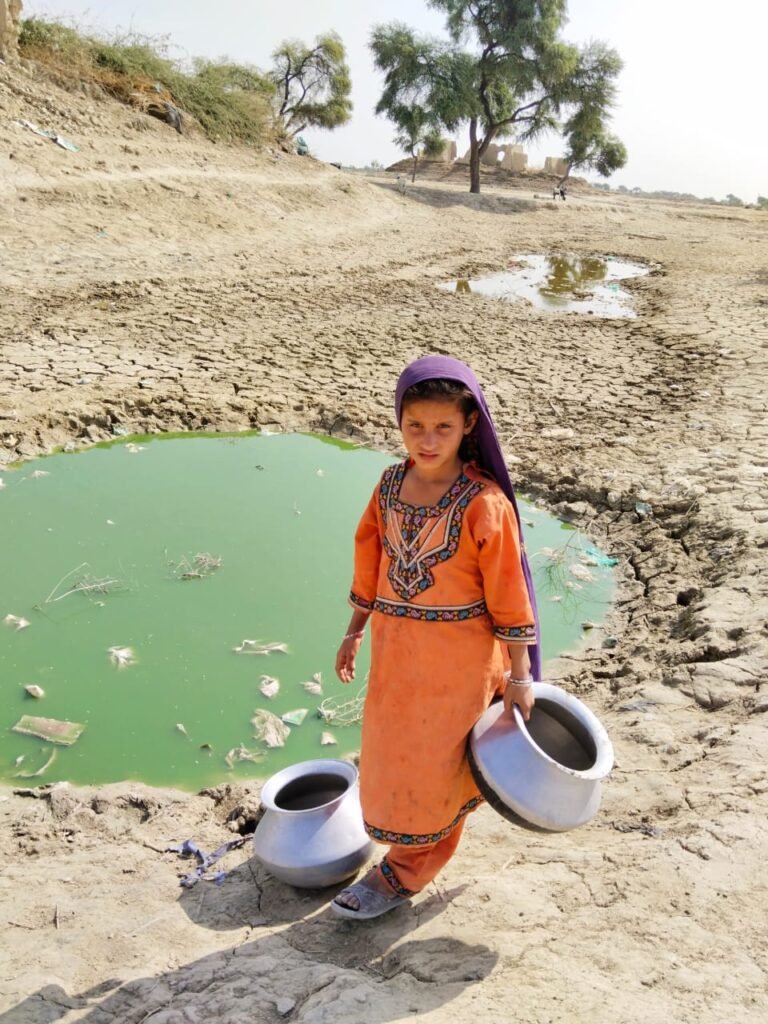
<box><xmin>441</xmin><ymin>253</ymin><xmax>648</xmax><ymax>317</ymax></box>
<box><xmin>0</xmin><ymin>433</ymin><xmax>615</xmax><ymax>791</ymax></box>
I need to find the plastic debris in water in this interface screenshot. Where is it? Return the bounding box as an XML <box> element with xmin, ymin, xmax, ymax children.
<box><xmin>108</xmin><ymin>645</ymin><xmax>136</xmax><ymax>668</ymax></box>
<box><xmin>281</xmin><ymin>708</ymin><xmax>308</xmax><ymax>727</ymax></box>
<box><xmin>12</xmin><ymin>715</ymin><xmax>85</xmax><ymax>746</ymax></box>
<box><xmin>199</xmin><ymin>742</ymin><xmax>213</xmax><ymax>752</ymax></box>
<box><xmin>302</xmin><ymin>672</ymin><xmax>323</xmax><ymax>696</ymax></box>
<box><xmin>125</xmin><ymin>443</ymin><xmax>145</xmax><ymax>453</ymax></box>
<box><xmin>320</xmin><ymin>731</ymin><xmax>337</xmax><ymax>746</ymax></box>
<box><xmin>569</xmin><ymin>564</ymin><xmax>594</xmax><ymax>583</ymax></box>
<box><xmin>233</xmin><ymin>639</ymin><xmax>289</xmax><ymax>655</ymax></box>
<box><xmin>251</xmin><ymin>709</ymin><xmax>290</xmax><ymax>748</ymax></box>
<box><xmin>24</xmin><ymin>684</ymin><xmax>45</xmax><ymax>699</ymax></box>
<box><xmin>14</xmin><ymin>748</ymin><xmax>57</xmax><ymax>779</ymax></box>
<box><xmin>260</xmin><ymin>675</ymin><xmax>280</xmax><ymax>699</ymax></box>
<box><xmin>583</xmin><ymin>545</ymin><xmax>619</xmax><ymax>568</ymax></box>
<box><xmin>176</xmin><ymin>723</ymin><xmax>190</xmax><ymax>739</ymax></box>
<box><xmin>14</xmin><ymin>755</ymin><xmax>25</xmax><ymax>767</ymax></box>
<box><xmin>225</xmin><ymin>743</ymin><xmax>265</xmax><ymax>768</ymax></box>
<box><xmin>0</xmin><ymin>478</ymin><xmax>5</xmax><ymax>490</ymax></box>
<box><xmin>4</xmin><ymin>614</ymin><xmax>31</xmax><ymax>631</ymax></box>
<box><xmin>316</xmin><ymin>469</ymin><xmax>325</xmax><ymax>478</ymax></box>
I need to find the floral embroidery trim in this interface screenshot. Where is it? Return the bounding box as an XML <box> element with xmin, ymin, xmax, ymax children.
<box><xmin>365</xmin><ymin>796</ymin><xmax>483</xmax><ymax>846</ymax></box>
<box><xmin>373</xmin><ymin>598</ymin><xmax>488</xmax><ymax>622</ymax></box>
<box><xmin>379</xmin><ymin>860</ymin><xmax>416</xmax><ymax>897</ymax></box>
<box><xmin>379</xmin><ymin>462</ymin><xmax>484</xmax><ymax>602</ymax></box>
<box><xmin>349</xmin><ymin>591</ymin><xmax>374</xmax><ymax>611</ymax></box>
<box><xmin>494</xmin><ymin>624</ymin><xmax>537</xmax><ymax>642</ymax></box>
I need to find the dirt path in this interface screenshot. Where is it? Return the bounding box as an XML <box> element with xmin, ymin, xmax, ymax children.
<box><xmin>1</xmin><ymin>61</ymin><xmax>767</xmax><ymax>1024</ymax></box>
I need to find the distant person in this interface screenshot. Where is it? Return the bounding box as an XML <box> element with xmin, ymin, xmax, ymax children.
<box><xmin>559</xmin><ymin>185</ymin><xmax>567</xmax><ymax>201</ymax></box>
<box><xmin>331</xmin><ymin>355</ymin><xmax>540</xmax><ymax>920</ymax></box>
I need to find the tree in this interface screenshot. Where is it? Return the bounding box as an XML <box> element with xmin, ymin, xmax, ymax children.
<box><xmin>371</xmin><ymin>23</ymin><xmax>472</xmax><ymax>183</ymax></box>
<box><xmin>557</xmin><ymin>41</ymin><xmax>626</xmax><ymax>185</ymax></box>
<box><xmin>371</xmin><ymin>2</ymin><xmax>624</xmax><ymax>194</ymax></box>
<box><xmin>271</xmin><ymin>32</ymin><xmax>352</xmax><ymax>137</ymax></box>
<box><xmin>757</xmin><ymin>196</ymin><xmax>768</xmax><ymax>210</ymax></box>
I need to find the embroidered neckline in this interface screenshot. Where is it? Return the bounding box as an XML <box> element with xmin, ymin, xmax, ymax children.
<box><xmin>390</xmin><ymin>460</ymin><xmax>471</xmax><ymax>517</ymax></box>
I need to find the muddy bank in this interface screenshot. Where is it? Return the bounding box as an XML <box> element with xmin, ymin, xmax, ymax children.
<box><xmin>1</xmin><ymin>59</ymin><xmax>767</xmax><ymax>1024</ymax></box>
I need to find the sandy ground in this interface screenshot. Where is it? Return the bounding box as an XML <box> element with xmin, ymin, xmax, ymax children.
<box><xmin>1</xmin><ymin>60</ymin><xmax>767</xmax><ymax>1024</ymax></box>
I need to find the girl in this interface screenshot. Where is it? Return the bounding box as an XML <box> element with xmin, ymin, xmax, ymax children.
<box><xmin>332</xmin><ymin>355</ymin><xmax>540</xmax><ymax>920</ymax></box>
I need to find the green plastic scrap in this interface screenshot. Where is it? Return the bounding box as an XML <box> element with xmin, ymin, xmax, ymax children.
<box><xmin>12</xmin><ymin>715</ymin><xmax>86</xmax><ymax>746</ymax></box>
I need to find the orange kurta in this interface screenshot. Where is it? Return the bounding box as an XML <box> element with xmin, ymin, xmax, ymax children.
<box><xmin>350</xmin><ymin>460</ymin><xmax>536</xmax><ymax>845</ymax></box>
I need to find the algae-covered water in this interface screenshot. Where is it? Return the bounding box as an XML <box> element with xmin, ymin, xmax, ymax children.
<box><xmin>0</xmin><ymin>433</ymin><xmax>614</xmax><ymax>790</ymax></box>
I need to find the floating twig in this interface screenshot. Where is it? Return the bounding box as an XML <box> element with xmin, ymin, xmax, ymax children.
<box><xmin>44</xmin><ymin>563</ymin><xmax>124</xmax><ymax>604</ymax></box>
<box><xmin>169</xmin><ymin>552</ymin><xmax>223</xmax><ymax>581</ymax></box>
<box><xmin>317</xmin><ymin>682</ymin><xmax>368</xmax><ymax>727</ymax></box>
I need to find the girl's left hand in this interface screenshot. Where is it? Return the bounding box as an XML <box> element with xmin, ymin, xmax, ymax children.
<box><xmin>504</xmin><ymin>683</ymin><xmax>535</xmax><ymax>722</ymax></box>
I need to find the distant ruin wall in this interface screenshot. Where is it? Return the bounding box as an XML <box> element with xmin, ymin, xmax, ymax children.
<box><xmin>437</xmin><ymin>140</ymin><xmax>457</xmax><ymax>163</ymax></box>
<box><xmin>0</xmin><ymin>0</ymin><xmax>22</xmax><ymax>60</ymax></box>
<box><xmin>458</xmin><ymin>142</ymin><xmax>528</xmax><ymax>171</ymax></box>
<box><xmin>544</xmin><ymin>156</ymin><xmax>569</xmax><ymax>177</ymax></box>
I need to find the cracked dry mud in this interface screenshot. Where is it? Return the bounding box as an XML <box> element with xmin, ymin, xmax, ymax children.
<box><xmin>1</xmin><ymin>62</ymin><xmax>767</xmax><ymax>1024</ymax></box>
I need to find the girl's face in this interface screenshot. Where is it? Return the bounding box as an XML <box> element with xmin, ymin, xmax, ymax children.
<box><xmin>400</xmin><ymin>398</ymin><xmax>478</xmax><ymax>476</ymax></box>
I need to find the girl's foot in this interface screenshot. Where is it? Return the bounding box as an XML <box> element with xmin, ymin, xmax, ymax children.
<box><xmin>331</xmin><ymin>866</ymin><xmax>409</xmax><ymax>919</ymax></box>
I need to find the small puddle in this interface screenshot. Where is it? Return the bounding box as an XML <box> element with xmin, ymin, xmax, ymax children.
<box><xmin>0</xmin><ymin>433</ymin><xmax>615</xmax><ymax>790</ymax></box>
<box><xmin>441</xmin><ymin>253</ymin><xmax>648</xmax><ymax>317</ymax></box>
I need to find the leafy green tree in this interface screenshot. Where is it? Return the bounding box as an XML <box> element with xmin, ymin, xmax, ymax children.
<box><xmin>757</xmin><ymin>195</ymin><xmax>768</xmax><ymax>210</ymax></box>
<box><xmin>372</xmin><ymin>2</ymin><xmax>624</xmax><ymax>194</ymax></box>
<box><xmin>371</xmin><ymin>22</ymin><xmax>472</xmax><ymax>183</ymax></box>
<box><xmin>271</xmin><ymin>32</ymin><xmax>352</xmax><ymax>137</ymax></box>
<box><xmin>557</xmin><ymin>41</ymin><xmax>626</xmax><ymax>185</ymax></box>
<box><xmin>392</xmin><ymin>108</ymin><xmax>447</xmax><ymax>182</ymax></box>
<box><xmin>724</xmin><ymin>193</ymin><xmax>744</xmax><ymax>206</ymax></box>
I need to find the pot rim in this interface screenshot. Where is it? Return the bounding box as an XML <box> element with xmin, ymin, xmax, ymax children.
<box><xmin>511</xmin><ymin>682</ymin><xmax>614</xmax><ymax>780</ymax></box>
<box><xmin>260</xmin><ymin>757</ymin><xmax>359</xmax><ymax>814</ymax></box>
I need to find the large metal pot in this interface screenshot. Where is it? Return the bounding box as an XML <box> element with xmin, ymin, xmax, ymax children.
<box><xmin>469</xmin><ymin>682</ymin><xmax>614</xmax><ymax>832</ymax></box>
<box><xmin>252</xmin><ymin>758</ymin><xmax>375</xmax><ymax>888</ymax></box>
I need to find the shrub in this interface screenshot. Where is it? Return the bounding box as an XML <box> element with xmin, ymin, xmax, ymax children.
<box><xmin>18</xmin><ymin>17</ymin><xmax>275</xmax><ymax>145</ymax></box>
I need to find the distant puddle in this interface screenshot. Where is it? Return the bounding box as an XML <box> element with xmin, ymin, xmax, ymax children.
<box><xmin>441</xmin><ymin>253</ymin><xmax>648</xmax><ymax>317</ymax></box>
<box><xmin>0</xmin><ymin>433</ymin><xmax>614</xmax><ymax>790</ymax></box>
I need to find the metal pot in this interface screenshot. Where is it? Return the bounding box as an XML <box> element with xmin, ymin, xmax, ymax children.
<box><xmin>468</xmin><ymin>682</ymin><xmax>614</xmax><ymax>832</ymax></box>
<box><xmin>252</xmin><ymin>758</ymin><xmax>375</xmax><ymax>888</ymax></box>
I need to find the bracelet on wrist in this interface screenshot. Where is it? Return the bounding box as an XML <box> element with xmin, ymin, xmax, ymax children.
<box><xmin>503</xmin><ymin>671</ymin><xmax>533</xmax><ymax>687</ymax></box>
<box><xmin>343</xmin><ymin>630</ymin><xmax>365</xmax><ymax>641</ymax></box>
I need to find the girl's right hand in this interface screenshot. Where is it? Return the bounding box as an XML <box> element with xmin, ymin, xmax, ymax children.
<box><xmin>335</xmin><ymin>635</ymin><xmax>363</xmax><ymax>684</ymax></box>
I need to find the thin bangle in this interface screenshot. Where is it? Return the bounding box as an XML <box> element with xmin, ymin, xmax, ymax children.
<box><xmin>343</xmin><ymin>630</ymin><xmax>365</xmax><ymax>641</ymax></box>
<box><xmin>504</xmin><ymin>671</ymin><xmax>533</xmax><ymax>686</ymax></box>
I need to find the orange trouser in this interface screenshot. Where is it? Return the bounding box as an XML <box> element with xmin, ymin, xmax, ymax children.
<box><xmin>375</xmin><ymin>818</ymin><xmax>467</xmax><ymax>897</ymax></box>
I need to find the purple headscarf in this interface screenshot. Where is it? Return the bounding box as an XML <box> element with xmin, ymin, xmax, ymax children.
<box><xmin>395</xmin><ymin>355</ymin><xmax>541</xmax><ymax>680</ymax></box>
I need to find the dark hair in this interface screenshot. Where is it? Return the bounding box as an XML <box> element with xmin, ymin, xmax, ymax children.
<box><xmin>400</xmin><ymin>378</ymin><xmax>480</xmax><ymax>462</ymax></box>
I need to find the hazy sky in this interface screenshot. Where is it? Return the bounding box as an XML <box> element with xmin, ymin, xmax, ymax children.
<box><xmin>25</xmin><ymin>1</ymin><xmax>767</xmax><ymax>201</ymax></box>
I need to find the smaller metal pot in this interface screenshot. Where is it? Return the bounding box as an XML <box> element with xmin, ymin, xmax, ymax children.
<box><xmin>252</xmin><ymin>758</ymin><xmax>375</xmax><ymax>888</ymax></box>
<box><xmin>469</xmin><ymin>682</ymin><xmax>614</xmax><ymax>832</ymax></box>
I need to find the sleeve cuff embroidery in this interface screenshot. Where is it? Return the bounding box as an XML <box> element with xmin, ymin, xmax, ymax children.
<box><xmin>349</xmin><ymin>591</ymin><xmax>374</xmax><ymax>611</ymax></box>
<box><xmin>494</xmin><ymin>624</ymin><xmax>537</xmax><ymax>642</ymax></box>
